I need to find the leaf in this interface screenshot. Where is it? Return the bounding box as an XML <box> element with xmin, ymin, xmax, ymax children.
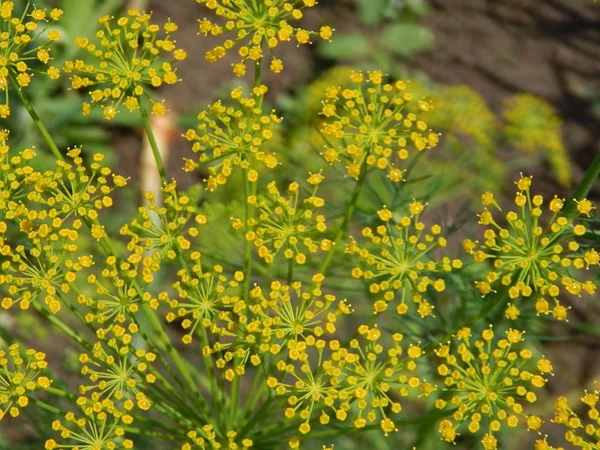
<box><xmin>355</xmin><ymin>0</ymin><xmax>388</xmax><ymax>26</ymax></box>
<box><xmin>317</xmin><ymin>33</ymin><xmax>372</xmax><ymax>61</ymax></box>
<box><xmin>380</xmin><ymin>22</ymin><xmax>435</xmax><ymax>57</ymax></box>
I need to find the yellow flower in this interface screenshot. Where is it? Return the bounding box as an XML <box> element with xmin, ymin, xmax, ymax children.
<box><xmin>183</xmin><ymin>88</ymin><xmax>281</xmax><ymax>190</ymax></box>
<box><xmin>434</xmin><ymin>326</ymin><xmax>549</xmax><ymax>449</ymax></box>
<box><xmin>197</xmin><ymin>0</ymin><xmax>332</xmax><ymax>75</ymax></box>
<box><xmin>549</xmin><ymin>386</ymin><xmax>600</xmax><ymax>449</ymax></box>
<box><xmin>64</xmin><ymin>10</ymin><xmax>185</xmax><ymax>120</ymax></box>
<box><xmin>467</xmin><ymin>174</ymin><xmax>597</xmax><ymax>320</ymax></box>
<box><xmin>0</xmin><ymin>1</ymin><xmax>63</xmax><ymax>115</ymax></box>
<box><xmin>241</xmin><ymin>179</ymin><xmax>330</xmax><ymax>264</ymax></box>
<box><xmin>348</xmin><ymin>203</ymin><xmax>461</xmax><ymax>316</ymax></box>
<box><xmin>78</xmin><ymin>327</ymin><xmax>154</xmax><ymax>411</ymax></box>
<box><xmin>0</xmin><ymin>344</ymin><xmax>52</xmax><ymax>420</ymax></box>
<box><xmin>46</xmin><ymin>406</ymin><xmax>133</xmax><ymax>449</ymax></box>
<box><xmin>319</xmin><ymin>71</ymin><xmax>438</xmax><ymax>180</ymax></box>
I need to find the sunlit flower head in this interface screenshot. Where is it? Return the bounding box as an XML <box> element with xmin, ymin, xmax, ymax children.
<box><xmin>233</xmin><ymin>176</ymin><xmax>330</xmax><ymax>264</ymax></box>
<box><xmin>435</xmin><ymin>326</ymin><xmax>551</xmax><ymax>449</ymax></box>
<box><xmin>78</xmin><ymin>327</ymin><xmax>155</xmax><ymax>412</ymax></box>
<box><xmin>465</xmin><ymin>175</ymin><xmax>597</xmax><ymax>320</ymax></box>
<box><xmin>0</xmin><ymin>1</ymin><xmax>63</xmax><ymax>116</ymax></box>
<box><xmin>0</xmin><ymin>344</ymin><xmax>51</xmax><ymax>420</ymax></box>
<box><xmin>545</xmin><ymin>385</ymin><xmax>600</xmax><ymax>450</ymax></box>
<box><xmin>183</xmin><ymin>86</ymin><xmax>281</xmax><ymax>190</ymax></box>
<box><xmin>64</xmin><ymin>9</ymin><xmax>186</xmax><ymax>120</ymax></box>
<box><xmin>45</xmin><ymin>406</ymin><xmax>134</xmax><ymax>450</ymax></box>
<box><xmin>182</xmin><ymin>427</ymin><xmax>253</xmax><ymax>450</ymax></box>
<box><xmin>348</xmin><ymin>202</ymin><xmax>462</xmax><ymax>316</ymax></box>
<box><xmin>197</xmin><ymin>0</ymin><xmax>333</xmax><ymax>76</ymax></box>
<box><xmin>319</xmin><ymin>71</ymin><xmax>439</xmax><ymax>180</ymax></box>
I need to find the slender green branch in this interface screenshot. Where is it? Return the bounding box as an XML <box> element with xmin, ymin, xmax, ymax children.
<box><xmin>9</xmin><ymin>72</ymin><xmax>64</xmax><ymax>162</ymax></box>
<box><xmin>319</xmin><ymin>158</ymin><xmax>370</xmax><ymax>276</ymax></box>
<box><xmin>140</xmin><ymin>98</ymin><xmax>168</xmax><ymax>187</ymax></box>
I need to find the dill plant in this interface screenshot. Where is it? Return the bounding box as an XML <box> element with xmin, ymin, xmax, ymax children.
<box><xmin>0</xmin><ymin>1</ymin><xmax>598</xmax><ymax>449</ymax></box>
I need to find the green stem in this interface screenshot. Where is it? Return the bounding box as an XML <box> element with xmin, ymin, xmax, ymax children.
<box><xmin>9</xmin><ymin>72</ymin><xmax>64</xmax><ymax>162</ymax></box>
<box><xmin>319</xmin><ymin>159</ymin><xmax>370</xmax><ymax>276</ymax></box>
<box><xmin>140</xmin><ymin>98</ymin><xmax>168</xmax><ymax>187</ymax></box>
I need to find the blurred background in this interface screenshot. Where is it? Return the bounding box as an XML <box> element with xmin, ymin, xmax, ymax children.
<box><xmin>2</xmin><ymin>0</ymin><xmax>600</xmax><ymax>449</ymax></box>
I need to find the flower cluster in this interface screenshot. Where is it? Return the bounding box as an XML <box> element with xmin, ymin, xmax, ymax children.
<box><xmin>120</xmin><ymin>182</ymin><xmax>208</xmax><ymax>261</ymax></box>
<box><xmin>40</xmin><ymin>147</ymin><xmax>128</xmax><ymax>221</ymax></box>
<box><xmin>465</xmin><ymin>174</ymin><xmax>598</xmax><ymax>320</ymax></box>
<box><xmin>164</xmin><ymin>263</ymin><xmax>242</xmax><ymax>344</ymax></box>
<box><xmin>268</xmin><ymin>324</ymin><xmax>427</xmax><ymax>442</ymax></box>
<box><xmin>535</xmin><ymin>385</ymin><xmax>600</xmax><ymax>450</ymax></box>
<box><xmin>64</xmin><ymin>8</ymin><xmax>187</xmax><ymax>120</ymax></box>
<box><xmin>319</xmin><ymin>71</ymin><xmax>439</xmax><ymax>180</ymax></box>
<box><xmin>0</xmin><ymin>1</ymin><xmax>63</xmax><ymax>117</ymax></box>
<box><xmin>45</xmin><ymin>406</ymin><xmax>134</xmax><ymax>449</ymax></box>
<box><xmin>435</xmin><ymin>326</ymin><xmax>550</xmax><ymax>449</ymax></box>
<box><xmin>348</xmin><ymin>201</ymin><xmax>462</xmax><ymax>317</ymax></box>
<box><xmin>233</xmin><ymin>175</ymin><xmax>330</xmax><ymax>264</ymax></box>
<box><xmin>197</xmin><ymin>0</ymin><xmax>333</xmax><ymax>76</ymax></box>
<box><xmin>78</xmin><ymin>327</ymin><xmax>155</xmax><ymax>412</ymax></box>
<box><xmin>183</xmin><ymin>86</ymin><xmax>281</xmax><ymax>189</ymax></box>
<box><xmin>182</xmin><ymin>427</ymin><xmax>253</xmax><ymax>450</ymax></box>
<box><xmin>0</xmin><ymin>344</ymin><xmax>51</xmax><ymax>420</ymax></box>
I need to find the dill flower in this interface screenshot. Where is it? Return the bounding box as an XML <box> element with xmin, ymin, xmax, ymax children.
<box><xmin>0</xmin><ymin>136</ymin><xmax>41</xmax><ymax>206</ymax></box>
<box><xmin>120</xmin><ymin>182</ymin><xmax>208</xmax><ymax>261</ymax></box>
<box><xmin>78</xmin><ymin>328</ymin><xmax>155</xmax><ymax>411</ymax></box>
<box><xmin>0</xmin><ymin>1</ymin><xmax>63</xmax><ymax>116</ymax></box>
<box><xmin>183</xmin><ymin>426</ymin><xmax>253</xmax><ymax>449</ymax></box>
<box><xmin>41</xmin><ymin>148</ymin><xmax>128</xmax><ymax>220</ymax></box>
<box><xmin>197</xmin><ymin>0</ymin><xmax>333</xmax><ymax>76</ymax></box>
<box><xmin>319</xmin><ymin>71</ymin><xmax>439</xmax><ymax>180</ymax></box>
<box><xmin>0</xmin><ymin>220</ymin><xmax>93</xmax><ymax>313</ymax></box>
<box><xmin>234</xmin><ymin>175</ymin><xmax>330</xmax><ymax>264</ymax></box>
<box><xmin>45</xmin><ymin>406</ymin><xmax>134</xmax><ymax>449</ymax></box>
<box><xmin>339</xmin><ymin>327</ymin><xmax>430</xmax><ymax>435</ymax></box>
<box><xmin>78</xmin><ymin>251</ymin><xmax>160</xmax><ymax>326</ymax></box>
<box><xmin>249</xmin><ymin>276</ymin><xmax>351</xmax><ymax>344</ymax></box>
<box><xmin>434</xmin><ymin>326</ymin><xmax>550</xmax><ymax>448</ymax></box>
<box><xmin>0</xmin><ymin>344</ymin><xmax>52</xmax><ymax>420</ymax></box>
<box><xmin>164</xmin><ymin>263</ymin><xmax>242</xmax><ymax>344</ymax></box>
<box><xmin>543</xmin><ymin>386</ymin><xmax>600</xmax><ymax>450</ymax></box>
<box><xmin>348</xmin><ymin>202</ymin><xmax>462</xmax><ymax>316</ymax></box>
<box><xmin>183</xmin><ymin>86</ymin><xmax>281</xmax><ymax>190</ymax></box>
<box><xmin>503</xmin><ymin>94</ymin><xmax>571</xmax><ymax>187</ymax></box>
<box><xmin>64</xmin><ymin>8</ymin><xmax>186</xmax><ymax>120</ymax></box>
<box><xmin>268</xmin><ymin>338</ymin><xmax>343</xmax><ymax>437</ymax></box>
<box><xmin>465</xmin><ymin>174</ymin><xmax>598</xmax><ymax>320</ymax></box>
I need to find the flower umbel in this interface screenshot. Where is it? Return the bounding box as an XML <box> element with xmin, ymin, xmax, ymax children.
<box><xmin>435</xmin><ymin>326</ymin><xmax>550</xmax><ymax>449</ymax></box>
<box><xmin>234</xmin><ymin>176</ymin><xmax>330</xmax><ymax>264</ymax></box>
<box><xmin>348</xmin><ymin>202</ymin><xmax>462</xmax><ymax>316</ymax></box>
<box><xmin>183</xmin><ymin>86</ymin><xmax>281</xmax><ymax>190</ymax></box>
<box><xmin>319</xmin><ymin>71</ymin><xmax>439</xmax><ymax>180</ymax></box>
<box><xmin>465</xmin><ymin>175</ymin><xmax>598</xmax><ymax>320</ymax></box>
<box><xmin>0</xmin><ymin>1</ymin><xmax>63</xmax><ymax>117</ymax></box>
<box><xmin>197</xmin><ymin>0</ymin><xmax>333</xmax><ymax>76</ymax></box>
<box><xmin>544</xmin><ymin>386</ymin><xmax>600</xmax><ymax>450</ymax></box>
<box><xmin>0</xmin><ymin>344</ymin><xmax>51</xmax><ymax>420</ymax></box>
<box><xmin>65</xmin><ymin>9</ymin><xmax>186</xmax><ymax>120</ymax></box>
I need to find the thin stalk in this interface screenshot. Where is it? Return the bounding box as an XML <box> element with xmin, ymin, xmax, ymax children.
<box><xmin>319</xmin><ymin>158</ymin><xmax>370</xmax><ymax>276</ymax></box>
<box><xmin>140</xmin><ymin>98</ymin><xmax>168</xmax><ymax>187</ymax></box>
<box><xmin>9</xmin><ymin>72</ymin><xmax>63</xmax><ymax>162</ymax></box>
